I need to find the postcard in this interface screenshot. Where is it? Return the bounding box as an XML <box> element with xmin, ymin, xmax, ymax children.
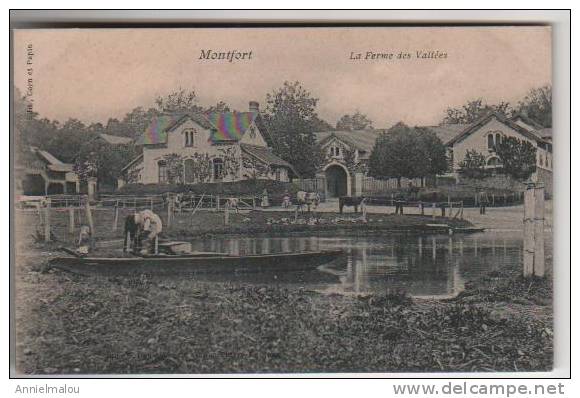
<box><xmin>12</xmin><ymin>26</ymin><xmax>553</xmax><ymax>375</ymax></box>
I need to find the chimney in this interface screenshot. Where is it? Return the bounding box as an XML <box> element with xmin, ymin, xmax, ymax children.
<box><xmin>249</xmin><ymin>101</ymin><xmax>259</xmax><ymax>112</ymax></box>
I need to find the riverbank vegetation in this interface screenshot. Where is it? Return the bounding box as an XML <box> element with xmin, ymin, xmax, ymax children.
<box><xmin>15</xmin><ymin>250</ymin><xmax>552</xmax><ymax>374</ymax></box>
<box><xmin>22</xmin><ymin>207</ymin><xmax>472</xmax><ymax>246</ymax></box>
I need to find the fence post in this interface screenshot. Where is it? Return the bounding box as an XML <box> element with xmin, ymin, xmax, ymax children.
<box><xmin>533</xmin><ymin>185</ymin><xmax>545</xmax><ymax>277</ymax></box>
<box><xmin>432</xmin><ymin>202</ymin><xmax>436</xmax><ymax>219</ymax></box>
<box><xmin>224</xmin><ymin>203</ymin><xmax>229</xmax><ymax>226</ymax></box>
<box><xmin>44</xmin><ymin>199</ymin><xmax>51</xmax><ymax>242</ymax></box>
<box><xmin>523</xmin><ymin>183</ymin><xmax>535</xmax><ymax>277</ymax></box>
<box><xmin>84</xmin><ymin>197</ymin><xmax>95</xmax><ymax>246</ymax></box>
<box><xmin>166</xmin><ymin>194</ymin><xmax>172</xmax><ymax>228</ymax></box>
<box><xmin>68</xmin><ymin>207</ymin><xmax>75</xmax><ymax>234</ymax></box>
<box><xmin>113</xmin><ymin>200</ymin><xmax>119</xmax><ymax>231</ymax></box>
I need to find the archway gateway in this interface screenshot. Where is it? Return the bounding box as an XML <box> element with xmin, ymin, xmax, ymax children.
<box><xmin>325</xmin><ymin>164</ymin><xmax>349</xmax><ymax>198</ymax></box>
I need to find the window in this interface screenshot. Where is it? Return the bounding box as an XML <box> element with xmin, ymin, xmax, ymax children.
<box><xmin>495</xmin><ymin>133</ymin><xmax>502</xmax><ymax>146</ymax></box>
<box><xmin>184</xmin><ymin>129</ymin><xmax>197</xmax><ymax>147</ymax></box>
<box><xmin>213</xmin><ymin>158</ymin><xmax>224</xmax><ymax>181</ymax></box>
<box><xmin>539</xmin><ymin>155</ymin><xmax>544</xmax><ymax>167</ymax></box>
<box><xmin>158</xmin><ymin>160</ymin><xmax>168</xmax><ymax>183</ymax></box>
<box><xmin>487</xmin><ymin>134</ymin><xmax>495</xmax><ymax>149</ymax></box>
<box><xmin>249</xmin><ymin>126</ymin><xmax>256</xmax><ymax>139</ymax></box>
<box><xmin>330</xmin><ymin>145</ymin><xmax>341</xmax><ymax>157</ymax></box>
<box><xmin>275</xmin><ymin>169</ymin><xmax>281</xmax><ymax>181</ymax></box>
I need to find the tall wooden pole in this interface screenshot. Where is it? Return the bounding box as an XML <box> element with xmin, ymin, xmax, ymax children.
<box><xmin>166</xmin><ymin>194</ymin><xmax>172</xmax><ymax>228</ymax></box>
<box><xmin>113</xmin><ymin>200</ymin><xmax>119</xmax><ymax>231</ymax></box>
<box><xmin>533</xmin><ymin>185</ymin><xmax>545</xmax><ymax>276</ymax></box>
<box><xmin>523</xmin><ymin>183</ymin><xmax>536</xmax><ymax>277</ymax></box>
<box><xmin>44</xmin><ymin>199</ymin><xmax>51</xmax><ymax>242</ymax></box>
<box><xmin>84</xmin><ymin>197</ymin><xmax>95</xmax><ymax>247</ymax></box>
<box><xmin>68</xmin><ymin>208</ymin><xmax>75</xmax><ymax>234</ymax></box>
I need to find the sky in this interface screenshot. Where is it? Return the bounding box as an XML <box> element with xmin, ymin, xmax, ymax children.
<box><xmin>13</xmin><ymin>27</ymin><xmax>551</xmax><ymax>128</ymax></box>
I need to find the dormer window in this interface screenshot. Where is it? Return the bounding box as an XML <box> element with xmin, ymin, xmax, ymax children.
<box><xmin>249</xmin><ymin>126</ymin><xmax>256</xmax><ymax>139</ymax></box>
<box><xmin>184</xmin><ymin>129</ymin><xmax>197</xmax><ymax>147</ymax></box>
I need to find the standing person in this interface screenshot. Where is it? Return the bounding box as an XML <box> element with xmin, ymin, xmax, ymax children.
<box><xmin>394</xmin><ymin>192</ymin><xmax>405</xmax><ymax>215</ymax></box>
<box><xmin>77</xmin><ymin>225</ymin><xmax>92</xmax><ymax>255</ymax></box>
<box><xmin>282</xmin><ymin>191</ymin><xmax>291</xmax><ymax>208</ymax></box>
<box><xmin>261</xmin><ymin>189</ymin><xmax>269</xmax><ymax>208</ymax></box>
<box><xmin>479</xmin><ymin>190</ymin><xmax>488</xmax><ymax>215</ymax></box>
<box><xmin>134</xmin><ymin>209</ymin><xmax>163</xmax><ymax>254</ymax></box>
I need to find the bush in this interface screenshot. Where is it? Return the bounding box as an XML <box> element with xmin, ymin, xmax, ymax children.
<box><xmin>117</xmin><ymin>180</ymin><xmax>299</xmax><ymax>198</ymax></box>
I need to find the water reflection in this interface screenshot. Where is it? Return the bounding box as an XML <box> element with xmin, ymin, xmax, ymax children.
<box><xmin>191</xmin><ymin>232</ymin><xmax>541</xmax><ymax>298</ymax></box>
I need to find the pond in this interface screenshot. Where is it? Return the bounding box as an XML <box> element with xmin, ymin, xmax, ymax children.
<box><xmin>190</xmin><ymin>231</ymin><xmax>552</xmax><ymax>298</ymax></box>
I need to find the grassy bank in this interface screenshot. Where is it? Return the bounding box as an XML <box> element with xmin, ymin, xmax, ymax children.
<box><xmin>15</xmin><ymin>251</ymin><xmax>552</xmax><ymax>374</ymax></box>
<box><xmin>20</xmin><ymin>208</ymin><xmax>472</xmax><ymax>246</ymax></box>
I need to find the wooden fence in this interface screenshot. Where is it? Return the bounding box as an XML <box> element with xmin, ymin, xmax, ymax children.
<box><xmin>361</xmin><ymin>177</ymin><xmax>423</xmax><ymax>194</ymax></box>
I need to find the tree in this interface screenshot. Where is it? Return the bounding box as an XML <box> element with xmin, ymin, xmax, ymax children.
<box><xmin>368</xmin><ymin>122</ymin><xmax>447</xmax><ymax>187</ymax></box>
<box><xmin>458</xmin><ymin>149</ymin><xmax>488</xmax><ymax>179</ymax></box>
<box><xmin>206</xmin><ymin>101</ymin><xmax>231</xmax><ymax>113</ymax></box>
<box><xmin>162</xmin><ymin>153</ymin><xmax>185</xmax><ymax>184</ymax></box>
<box><xmin>44</xmin><ymin>118</ymin><xmax>94</xmax><ymax>163</ymax></box>
<box><xmin>517</xmin><ymin>85</ymin><xmax>552</xmax><ymax>128</ymax></box>
<box><xmin>263</xmin><ymin>81</ymin><xmax>325</xmax><ymax>178</ymax></box>
<box><xmin>155</xmin><ymin>87</ymin><xmax>203</xmax><ymax>114</ymax></box>
<box><xmin>414</xmin><ymin>127</ymin><xmax>449</xmax><ymax>179</ymax></box>
<box><xmin>75</xmin><ymin>138</ymin><xmax>139</xmax><ymax>189</ymax></box>
<box><xmin>495</xmin><ymin>136</ymin><xmax>537</xmax><ymax>180</ymax></box>
<box><xmin>122</xmin><ymin>106</ymin><xmax>160</xmax><ymax>139</ymax></box>
<box><xmin>443</xmin><ymin>99</ymin><xmax>512</xmax><ymax>124</ymax></box>
<box><xmin>336</xmin><ymin>111</ymin><xmax>374</xmax><ymax>130</ymax></box>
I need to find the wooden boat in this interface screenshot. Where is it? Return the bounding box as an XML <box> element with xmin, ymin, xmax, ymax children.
<box><xmin>49</xmin><ymin>249</ymin><xmax>344</xmax><ymax>276</ymax></box>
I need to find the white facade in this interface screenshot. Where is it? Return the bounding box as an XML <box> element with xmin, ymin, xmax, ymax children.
<box><xmin>449</xmin><ymin>115</ymin><xmax>553</xmax><ymax>173</ymax></box>
<box><xmin>121</xmin><ymin>107</ymin><xmax>294</xmax><ymax>186</ymax></box>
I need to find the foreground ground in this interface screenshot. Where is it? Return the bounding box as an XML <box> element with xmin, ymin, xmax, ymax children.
<box><xmin>14</xmin><ymin>246</ymin><xmax>552</xmax><ymax>374</ymax></box>
<box><xmin>14</xmin><ymin>204</ymin><xmax>552</xmax><ymax>374</ymax></box>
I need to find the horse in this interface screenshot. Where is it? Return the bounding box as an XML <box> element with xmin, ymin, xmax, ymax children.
<box><xmin>296</xmin><ymin>191</ymin><xmax>320</xmax><ymax>213</ymax></box>
<box><xmin>339</xmin><ymin>196</ymin><xmax>366</xmax><ymax>214</ymax></box>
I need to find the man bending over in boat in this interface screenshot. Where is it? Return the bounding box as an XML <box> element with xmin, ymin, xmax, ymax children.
<box><xmin>123</xmin><ymin>210</ymin><xmax>163</xmax><ymax>255</ymax></box>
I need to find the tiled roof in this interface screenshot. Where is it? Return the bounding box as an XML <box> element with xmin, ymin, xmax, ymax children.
<box><xmin>121</xmin><ymin>154</ymin><xmax>144</xmax><ymax>173</ymax></box>
<box><xmin>22</xmin><ymin>147</ymin><xmax>74</xmax><ymax>172</ymax></box>
<box><xmin>421</xmin><ymin>124</ymin><xmax>471</xmax><ymax>145</ymax></box>
<box><xmin>445</xmin><ymin>112</ymin><xmax>548</xmax><ymax>146</ymax></box>
<box><xmin>511</xmin><ymin>114</ymin><xmax>546</xmax><ymax>130</ymax></box>
<box><xmin>136</xmin><ymin>112</ymin><xmax>260</xmax><ymax>146</ymax></box>
<box><xmin>539</xmin><ymin>128</ymin><xmax>552</xmax><ymax>139</ymax></box>
<box><xmin>241</xmin><ymin>144</ymin><xmax>298</xmax><ymax>176</ymax></box>
<box><xmin>135</xmin><ymin>114</ymin><xmax>186</xmax><ymax>145</ymax></box>
<box><xmin>206</xmin><ymin>112</ymin><xmax>259</xmax><ymax>143</ymax></box>
<box><xmin>99</xmin><ymin>133</ymin><xmax>133</xmax><ymax>145</ymax></box>
<box><xmin>315</xmin><ymin>130</ymin><xmax>384</xmax><ymax>154</ymax></box>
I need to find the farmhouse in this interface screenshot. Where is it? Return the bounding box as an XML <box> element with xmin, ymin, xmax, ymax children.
<box><xmin>312</xmin><ymin>112</ymin><xmax>553</xmax><ymax>197</ymax></box>
<box><xmin>15</xmin><ymin>146</ymin><xmax>81</xmax><ymax>196</ymax></box>
<box><xmin>313</xmin><ymin>129</ymin><xmax>384</xmax><ymax>197</ymax></box>
<box><xmin>120</xmin><ymin>102</ymin><xmax>296</xmax><ymax>186</ymax></box>
<box><xmin>428</xmin><ymin>112</ymin><xmax>552</xmax><ymax>190</ymax></box>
